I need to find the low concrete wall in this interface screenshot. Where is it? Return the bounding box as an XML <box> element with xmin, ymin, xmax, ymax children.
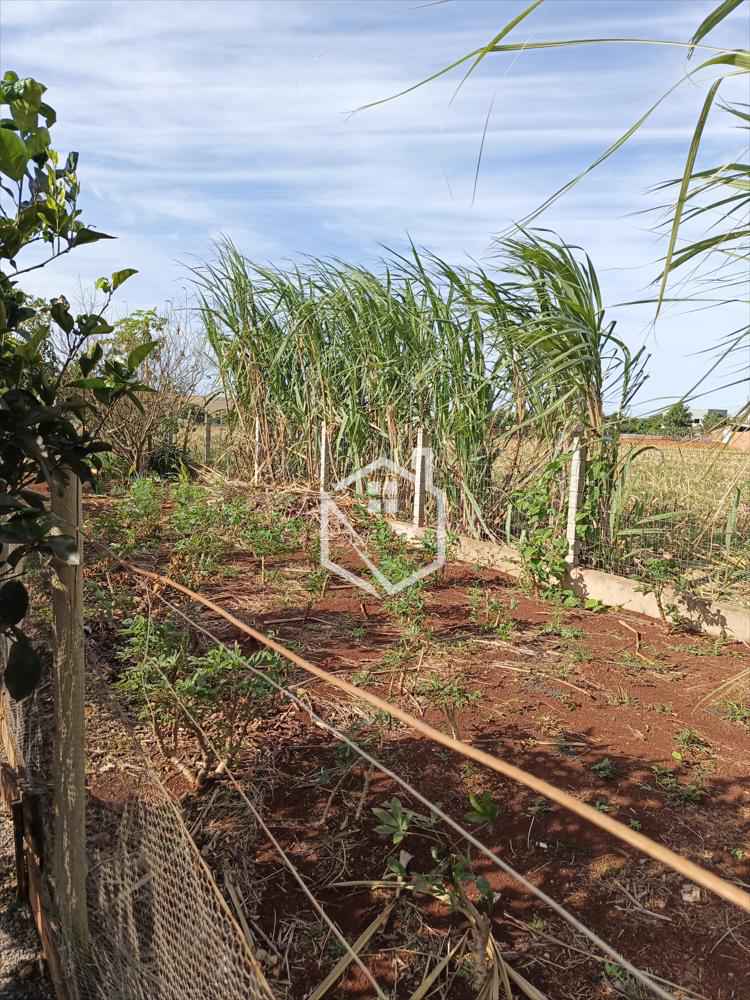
<box><xmin>568</xmin><ymin>567</ymin><xmax>750</xmax><ymax>642</ymax></box>
<box><xmin>388</xmin><ymin>520</ymin><xmax>750</xmax><ymax>642</ymax></box>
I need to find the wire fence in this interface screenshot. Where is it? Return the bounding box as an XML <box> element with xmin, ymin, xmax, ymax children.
<box><xmin>0</xmin><ymin>677</ymin><xmax>275</xmax><ymax>1000</ymax></box>
<box><xmin>182</xmin><ymin>417</ymin><xmax>750</xmax><ymax>609</ymax></box>
<box><xmin>581</xmin><ymin>443</ymin><xmax>750</xmax><ymax>607</ymax></box>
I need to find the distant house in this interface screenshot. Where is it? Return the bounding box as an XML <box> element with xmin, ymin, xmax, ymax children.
<box><xmin>688</xmin><ymin>406</ymin><xmax>728</xmax><ymax>428</ymax></box>
<box><xmin>717</xmin><ymin>405</ymin><xmax>750</xmax><ymax>451</ymax></box>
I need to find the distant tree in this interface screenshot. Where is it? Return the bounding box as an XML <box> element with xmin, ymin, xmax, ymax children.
<box><xmin>92</xmin><ymin>308</ymin><xmax>204</xmax><ymax>474</ymax></box>
<box><xmin>617</xmin><ymin>412</ymin><xmax>662</xmax><ymax>435</ymax></box>
<box><xmin>661</xmin><ymin>401</ymin><xmax>693</xmax><ymax>437</ymax></box>
<box><xmin>702</xmin><ymin>410</ymin><xmax>726</xmax><ymax>433</ymax></box>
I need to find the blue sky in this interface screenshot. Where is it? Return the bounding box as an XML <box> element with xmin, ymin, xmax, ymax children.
<box><xmin>1</xmin><ymin>0</ymin><xmax>748</xmax><ymax>414</ymax></box>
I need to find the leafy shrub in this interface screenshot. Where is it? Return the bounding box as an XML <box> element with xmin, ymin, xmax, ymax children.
<box><xmin>147</xmin><ymin>442</ymin><xmax>192</xmax><ymax>479</ymax></box>
<box><xmin>99</xmin><ymin>476</ymin><xmax>163</xmax><ymax>553</ymax></box>
<box><xmin>118</xmin><ymin>615</ymin><xmax>288</xmax><ymax>771</ymax></box>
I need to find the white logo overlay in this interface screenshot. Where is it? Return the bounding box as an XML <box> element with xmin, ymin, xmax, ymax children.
<box><xmin>320</xmin><ymin>455</ymin><xmax>447</xmax><ymax>598</ymax></box>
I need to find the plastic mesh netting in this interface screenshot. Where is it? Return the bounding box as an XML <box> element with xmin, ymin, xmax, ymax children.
<box><xmin>0</xmin><ymin>682</ymin><xmax>276</xmax><ymax>1000</ymax></box>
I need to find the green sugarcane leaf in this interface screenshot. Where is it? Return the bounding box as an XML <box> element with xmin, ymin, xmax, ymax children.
<box><xmin>692</xmin><ymin>0</ymin><xmax>742</xmax><ymax>59</ymax></box>
<box><xmin>655</xmin><ymin>78</ymin><xmax>723</xmax><ymax>317</ymax></box>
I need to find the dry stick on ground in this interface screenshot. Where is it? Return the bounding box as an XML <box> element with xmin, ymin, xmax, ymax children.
<box><xmin>489</xmin><ymin>662</ymin><xmax>593</xmax><ymax>700</ymax></box>
<box><xmin>619</xmin><ymin>620</ymin><xmax>642</xmax><ymax>654</ymax></box>
<box><xmin>146</xmin><ymin>587</ymin><xmax>677</xmax><ymax>1000</ymax></box>
<box><xmin>95</xmin><ymin>547</ymin><xmax>750</xmax><ymax>919</ymax></box>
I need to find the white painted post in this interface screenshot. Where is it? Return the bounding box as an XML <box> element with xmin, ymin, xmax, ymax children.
<box><xmin>319</xmin><ymin>421</ymin><xmax>329</xmax><ymax>493</ymax></box>
<box><xmin>413</xmin><ymin>427</ymin><xmax>429</xmax><ymax>527</ymax></box>
<box><xmin>253</xmin><ymin>414</ymin><xmax>261</xmax><ymax>486</ymax></box>
<box><xmin>50</xmin><ymin>472</ymin><xmax>89</xmax><ymax>953</ymax></box>
<box><xmin>565</xmin><ymin>435</ymin><xmax>586</xmax><ymax>567</ymax></box>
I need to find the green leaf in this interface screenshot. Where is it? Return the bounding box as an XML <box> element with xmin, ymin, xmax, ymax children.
<box><xmin>0</xmin><ymin>580</ymin><xmax>29</xmax><ymax>628</ymax></box>
<box><xmin>24</xmin><ymin>127</ymin><xmax>51</xmax><ymax>158</ymax></box>
<box><xmin>111</xmin><ymin>267</ymin><xmax>138</xmax><ymax>291</ymax></box>
<box><xmin>4</xmin><ymin>637</ymin><xmax>42</xmax><ymax>701</ymax></box>
<box><xmin>38</xmin><ymin>101</ymin><xmax>56</xmax><ymax>126</ymax></box>
<box><xmin>71</xmin><ymin>376</ymin><xmax>109</xmax><ymax>390</ymax></box>
<box><xmin>452</xmin><ymin>0</ymin><xmax>545</xmax><ymax>101</ymax></box>
<box><xmin>656</xmin><ymin>77</ymin><xmax>723</xmax><ymax>315</ymax></box>
<box><xmin>71</xmin><ymin>227</ymin><xmax>115</xmax><ymax>247</ymax></box>
<box><xmin>127</xmin><ymin>340</ymin><xmax>158</xmax><ymax>370</ymax></box>
<box><xmin>51</xmin><ymin>300</ymin><xmax>74</xmax><ymax>333</ymax></box>
<box><xmin>690</xmin><ymin>0</ymin><xmax>746</xmax><ymax>58</ymax></box>
<box><xmin>19</xmin><ymin>490</ymin><xmax>45</xmax><ymax>510</ymax></box>
<box><xmin>696</xmin><ymin>51</ymin><xmax>750</xmax><ymax>72</ymax></box>
<box><xmin>47</xmin><ymin>534</ymin><xmax>80</xmax><ymax>565</ymax></box>
<box><xmin>0</xmin><ymin>127</ymin><xmax>28</xmax><ymax>181</ymax></box>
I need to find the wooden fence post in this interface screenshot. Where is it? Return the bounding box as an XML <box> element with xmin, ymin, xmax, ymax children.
<box><xmin>319</xmin><ymin>421</ymin><xmax>329</xmax><ymax>493</ymax></box>
<box><xmin>50</xmin><ymin>472</ymin><xmax>89</xmax><ymax>954</ymax></box>
<box><xmin>565</xmin><ymin>435</ymin><xmax>586</xmax><ymax>567</ymax></box>
<box><xmin>204</xmin><ymin>411</ymin><xmax>212</xmax><ymax>465</ymax></box>
<box><xmin>413</xmin><ymin>427</ymin><xmax>429</xmax><ymax>527</ymax></box>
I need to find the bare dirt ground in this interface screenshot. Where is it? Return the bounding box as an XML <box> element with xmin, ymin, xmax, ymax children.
<box><xmin>75</xmin><ymin>487</ymin><xmax>750</xmax><ymax>1000</ymax></box>
<box><xmin>8</xmin><ymin>484</ymin><xmax>749</xmax><ymax>999</ymax></box>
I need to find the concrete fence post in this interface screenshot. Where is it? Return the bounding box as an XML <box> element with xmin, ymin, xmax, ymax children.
<box><xmin>413</xmin><ymin>427</ymin><xmax>430</xmax><ymax>527</ymax></box>
<box><xmin>565</xmin><ymin>435</ymin><xmax>586</xmax><ymax>567</ymax></box>
<box><xmin>319</xmin><ymin>421</ymin><xmax>329</xmax><ymax>493</ymax></box>
<box><xmin>50</xmin><ymin>472</ymin><xmax>89</xmax><ymax>955</ymax></box>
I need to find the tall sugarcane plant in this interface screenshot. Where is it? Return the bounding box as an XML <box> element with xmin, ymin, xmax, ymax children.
<box><xmin>360</xmin><ymin>0</ymin><xmax>749</xmax><ymax>386</ymax></box>
<box><xmin>193</xmin><ymin>232</ymin><xmax>645</xmax><ymax>540</ymax></box>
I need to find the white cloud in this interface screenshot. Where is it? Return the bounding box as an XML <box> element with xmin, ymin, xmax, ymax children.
<box><xmin>2</xmin><ymin>0</ymin><xmax>747</xmax><ymax>411</ymax></box>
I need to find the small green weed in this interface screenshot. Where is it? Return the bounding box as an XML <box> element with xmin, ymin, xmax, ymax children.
<box><xmin>351</xmin><ymin>669</ymin><xmax>374</xmax><ymax>687</ymax></box>
<box><xmin>721</xmin><ymin>700</ymin><xmax>750</xmax><ymax>727</ymax></box>
<box><xmin>650</xmin><ymin>765</ymin><xmax>705</xmax><ymax>806</ymax></box>
<box><xmin>647</xmin><ymin>702</ymin><xmax>674</xmax><ymax>715</ymax></box>
<box><xmin>540</xmin><ymin>620</ymin><xmax>583</xmax><ymax>641</ymax></box>
<box><xmin>105</xmin><ymin>476</ymin><xmax>162</xmax><ymax>552</ymax></box>
<box><xmin>467</xmin><ymin>587</ymin><xmax>516</xmax><ymax>637</ymax></box>
<box><xmin>590</xmin><ymin>757</ymin><xmax>617</xmax><ymax>781</ymax></box>
<box><xmin>304</xmin><ymin>568</ymin><xmax>329</xmax><ymax>598</ymax></box>
<box><xmin>464</xmin><ymin>791</ymin><xmax>500</xmax><ymax>827</ymax></box>
<box><xmin>673</xmin><ymin>728</ymin><xmax>710</xmax><ymax>756</ymax></box>
<box><xmin>415</xmin><ymin>673</ymin><xmax>481</xmax><ymax>738</ymax></box>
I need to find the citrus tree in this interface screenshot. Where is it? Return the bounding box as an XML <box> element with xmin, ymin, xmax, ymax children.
<box><xmin>0</xmin><ymin>71</ymin><xmax>154</xmax><ymax>699</ymax></box>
